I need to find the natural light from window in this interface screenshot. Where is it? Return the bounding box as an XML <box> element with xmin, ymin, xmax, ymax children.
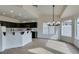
<box><xmin>61</xmin><ymin>20</ymin><xmax>72</xmax><ymax>37</ymax></box>
<box><xmin>76</xmin><ymin>18</ymin><xmax>79</xmax><ymax>40</ymax></box>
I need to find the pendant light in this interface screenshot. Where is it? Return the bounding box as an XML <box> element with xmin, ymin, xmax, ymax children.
<box><xmin>48</xmin><ymin>5</ymin><xmax>60</xmax><ymax>26</ymax></box>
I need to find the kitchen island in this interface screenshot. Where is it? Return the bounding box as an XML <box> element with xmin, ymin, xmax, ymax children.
<box><xmin>0</xmin><ymin>31</ymin><xmax>32</xmax><ymax>52</ymax></box>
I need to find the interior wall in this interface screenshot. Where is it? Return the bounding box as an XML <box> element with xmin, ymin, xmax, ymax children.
<box><xmin>37</xmin><ymin>15</ymin><xmax>60</xmax><ymax>39</ymax></box>
<box><xmin>0</xmin><ymin>16</ymin><xmax>20</xmax><ymax>23</ymax></box>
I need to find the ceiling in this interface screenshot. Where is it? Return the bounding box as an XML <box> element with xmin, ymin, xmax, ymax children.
<box><xmin>0</xmin><ymin>5</ymin><xmax>66</xmax><ymax>21</ymax></box>
<box><xmin>61</xmin><ymin>5</ymin><xmax>79</xmax><ymax>18</ymax></box>
<box><xmin>0</xmin><ymin>5</ymin><xmax>39</xmax><ymax>21</ymax></box>
<box><xmin>0</xmin><ymin>5</ymin><xmax>79</xmax><ymax>22</ymax></box>
<box><xmin>34</xmin><ymin>5</ymin><xmax>66</xmax><ymax>16</ymax></box>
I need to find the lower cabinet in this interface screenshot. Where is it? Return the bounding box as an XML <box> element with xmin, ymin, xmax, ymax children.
<box><xmin>32</xmin><ymin>31</ymin><xmax>37</xmax><ymax>38</ymax></box>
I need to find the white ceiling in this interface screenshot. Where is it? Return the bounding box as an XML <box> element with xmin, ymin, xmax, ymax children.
<box><xmin>0</xmin><ymin>5</ymin><xmax>79</xmax><ymax>22</ymax></box>
<box><xmin>0</xmin><ymin>5</ymin><xmax>66</xmax><ymax>21</ymax></box>
<box><xmin>0</xmin><ymin>5</ymin><xmax>39</xmax><ymax>21</ymax></box>
<box><xmin>35</xmin><ymin>5</ymin><xmax>66</xmax><ymax>16</ymax></box>
<box><xmin>61</xmin><ymin>5</ymin><xmax>79</xmax><ymax>18</ymax></box>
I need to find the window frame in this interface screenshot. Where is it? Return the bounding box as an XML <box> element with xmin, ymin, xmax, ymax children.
<box><xmin>61</xmin><ymin>19</ymin><xmax>72</xmax><ymax>37</ymax></box>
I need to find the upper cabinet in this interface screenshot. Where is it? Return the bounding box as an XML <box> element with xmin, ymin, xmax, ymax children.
<box><xmin>0</xmin><ymin>21</ymin><xmax>37</xmax><ymax>28</ymax></box>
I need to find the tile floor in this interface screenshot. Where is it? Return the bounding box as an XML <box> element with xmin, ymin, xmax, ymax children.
<box><xmin>0</xmin><ymin>39</ymin><xmax>79</xmax><ymax>54</ymax></box>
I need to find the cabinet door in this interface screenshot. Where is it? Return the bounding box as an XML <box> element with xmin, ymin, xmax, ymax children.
<box><xmin>32</xmin><ymin>32</ymin><xmax>37</xmax><ymax>38</ymax></box>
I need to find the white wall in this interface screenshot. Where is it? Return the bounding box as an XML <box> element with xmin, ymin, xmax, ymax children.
<box><xmin>0</xmin><ymin>16</ymin><xmax>20</xmax><ymax>23</ymax></box>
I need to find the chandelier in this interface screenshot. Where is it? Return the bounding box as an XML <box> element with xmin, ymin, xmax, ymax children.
<box><xmin>48</xmin><ymin>5</ymin><xmax>60</xmax><ymax>26</ymax></box>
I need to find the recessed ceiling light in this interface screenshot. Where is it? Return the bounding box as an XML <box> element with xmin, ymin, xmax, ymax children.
<box><xmin>10</xmin><ymin>10</ymin><xmax>14</xmax><ymax>13</ymax></box>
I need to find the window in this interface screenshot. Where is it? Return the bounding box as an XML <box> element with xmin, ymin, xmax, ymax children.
<box><xmin>43</xmin><ymin>23</ymin><xmax>48</xmax><ymax>34</ymax></box>
<box><xmin>76</xmin><ymin>18</ymin><xmax>79</xmax><ymax>40</ymax></box>
<box><xmin>43</xmin><ymin>22</ymin><xmax>55</xmax><ymax>35</ymax></box>
<box><xmin>61</xmin><ymin>20</ymin><xmax>72</xmax><ymax>37</ymax></box>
